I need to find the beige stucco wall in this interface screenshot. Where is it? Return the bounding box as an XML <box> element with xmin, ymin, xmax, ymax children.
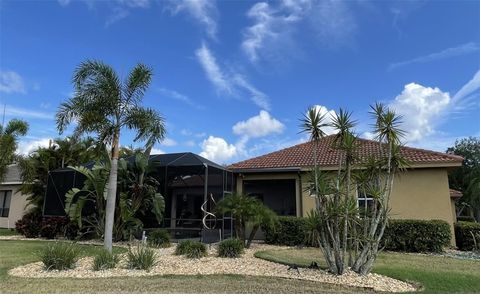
<box><xmin>238</xmin><ymin>167</ymin><xmax>456</xmax><ymax>245</ymax></box>
<box><xmin>389</xmin><ymin>168</ymin><xmax>455</xmax><ymax>245</ymax></box>
<box><xmin>0</xmin><ymin>185</ymin><xmax>29</xmax><ymax>229</ymax></box>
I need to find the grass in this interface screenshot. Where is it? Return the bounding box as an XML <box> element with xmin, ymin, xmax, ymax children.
<box><xmin>255</xmin><ymin>248</ymin><xmax>480</xmax><ymax>294</ymax></box>
<box><xmin>0</xmin><ymin>228</ymin><xmax>18</xmax><ymax>236</ymax></box>
<box><xmin>0</xmin><ymin>240</ymin><xmax>364</xmax><ymax>294</ymax></box>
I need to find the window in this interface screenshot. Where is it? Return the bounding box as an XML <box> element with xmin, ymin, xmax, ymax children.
<box><xmin>357</xmin><ymin>187</ymin><xmax>374</xmax><ymax>216</ymax></box>
<box><xmin>0</xmin><ymin>190</ymin><xmax>12</xmax><ymax>217</ymax></box>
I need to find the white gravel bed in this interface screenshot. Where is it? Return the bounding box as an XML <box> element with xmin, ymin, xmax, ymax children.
<box><xmin>8</xmin><ymin>243</ymin><xmax>416</xmax><ymax>293</ymax></box>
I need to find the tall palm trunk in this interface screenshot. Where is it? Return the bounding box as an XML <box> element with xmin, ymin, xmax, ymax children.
<box><xmin>104</xmin><ymin>130</ymin><xmax>120</xmax><ymax>252</ymax></box>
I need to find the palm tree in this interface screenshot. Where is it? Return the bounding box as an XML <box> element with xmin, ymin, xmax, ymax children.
<box><xmin>215</xmin><ymin>193</ymin><xmax>276</xmax><ymax>248</ymax></box>
<box><xmin>56</xmin><ymin>60</ymin><xmax>166</xmax><ymax>252</ymax></box>
<box><xmin>19</xmin><ymin>136</ymin><xmax>100</xmax><ymax>214</ymax></box>
<box><xmin>0</xmin><ymin>119</ymin><xmax>29</xmax><ymax>182</ymax></box>
<box><xmin>299</xmin><ymin>106</ymin><xmax>329</xmax><ymax>205</ymax></box>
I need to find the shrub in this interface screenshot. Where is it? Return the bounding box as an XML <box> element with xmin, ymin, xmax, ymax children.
<box><xmin>40</xmin><ymin>217</ymin><xmax>68</xmax><ymax>239</ymax></box>
<box><xmin>218</xmin><ymin>238</ymin><xmax>244</xmax><ymax>258</ymax></box>
<box><xmin>15</xmin><ymin>212</ymin><xmax>42</xmax><ymax>238</ymax></box>
<box><xmin>175</xmin><ymin>240</ymin><xmax>195</xmax><ymax>255</ymax></box>
<box><xmin>148</xmin><ymin>229</ymin><xmax>171</xmax><ymax>248</ymax></box>
<box><xmin>185</xmin><ymin>241</ymin><xmax>207</xmax><ymax>258</ymax></box>
<box><xmin>455</xmin><ymin>221</ymin><xmax>480</xmax><ymax>251</ymax></box>
<box><xmin>93</xmin><ymin>249</ymin><xmax>119</xmax><ymax>271</ymax></box>
<box><xmin>40</xmin><ymin>242</ymin><xmax>80</xmax><ymax>270</ymax></box>
<box><xmin>126</xmin><ymin>244</ymin><xmax>157</xmax><ymax>271</ymax></box>
<box><xmin>175</xmin><ymin>240</ymin><xmax>207</xmax><ymax>258</ymax></box>
<box><xmin>263</xmin><ymin>216</ymin><xmax>308</xmax><ymax>246</ymax></box>
<box><xmin>382</xmin><ymin>219</ymin><xmax>451</xmax><ymax>253</ymax></box>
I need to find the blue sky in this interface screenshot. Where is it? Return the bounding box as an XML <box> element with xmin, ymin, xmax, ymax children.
<box><xmin>0</xmin><ymin>0</ymin><xmax>479</xmax><ymax>164</ymax></box>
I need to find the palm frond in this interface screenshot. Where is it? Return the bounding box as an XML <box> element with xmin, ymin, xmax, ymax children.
<box><xmin>299</xmin><ymin>106</ymin><xmax>329</xmax><ymax>141</ymax></box>
<box><xmin>123</xmin><ymin>63</ymin><xmax>153</xmax><ymax>106</ymax></box>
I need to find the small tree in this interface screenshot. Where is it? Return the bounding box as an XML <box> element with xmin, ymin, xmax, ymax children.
<box><xmin>447</xmin><ymin>137</ymin><xmax>480</xmax><ymax>221</ymax></box>
<box><xmin>301</xmin><ymin>103</ymin><xmax>406</xmax><ymax>275</ymax></box>
<box><xmin>56</xmin><ymin>60</ymin><xmax>166</xmax><ymax>252</ymax></box>
<box><xmin>0</xmin><ymin>118</ymin><xmax>28</xmax><ymax>182</ymax></box>
<box><xmin>215</xmin><ymin>193</ymin><xmax>276</xmax><ymax>248</ymax></box>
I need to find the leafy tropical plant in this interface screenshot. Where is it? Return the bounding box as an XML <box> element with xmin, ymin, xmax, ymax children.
<box><xmin>19</xmin><ymin>137</ymin><xmax>100</xmax><ymax>214</ymax></box>
<box><xmin>215</xmin><ymin>193</ymin><xmax>277</xmax><ymax>248</ymax></box>
<box><xmin>56</xmin><ymin>60</ymin><xmax>166</xmax><ymax>252</ymax></box>
<box><xmin>447</xmin><ymin>137</ymin><xmax>480</xmax><ymax>221</ymax></box>
<box><xmin>0</xmin><ymin>118</ymin><xmax>28</xmax><ymax>182</ymax></box>
<box><xmin>174</xmin><ymin>240</ymin><xmax>207</xmax><ymax>258</ymax></box>
<box><xmin>300</xmin><ymin>103</ymin><xmax>407</xmax><ymax>275</ymax></box>
<box><xmin>65</xmin><ymin>153</ymin><xmax>165</xmax><ymax>241</ymax></box>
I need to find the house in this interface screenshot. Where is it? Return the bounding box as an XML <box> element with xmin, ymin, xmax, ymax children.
<box><xmin>40</xmin><ymin>138</ymin><xmax>463</xmax><ymax>243</ymax></box>
<box><xmin>0</xmin><ymin>164</ymin><xmax>29</xmax><ymax>229</ymax></box>
<box><xmin>228</xmin><ymin>135</ymin><xmax>463</xmax><ymax>243</ymax></box>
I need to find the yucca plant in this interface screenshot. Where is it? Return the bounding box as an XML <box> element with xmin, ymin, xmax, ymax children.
<box><xmin>93</xmin><ymin>249</ymin><xmax>119</xmax><ymax>271</ymax></box>
<box><xmin>126</xmin><ymin>244</ymin><xmax>157</xmax><ymax>271</ymax></box>
<box><xmin>40</xmin><ymin>242</ymin><xmax>80</xmax><ymax>271</ymax></box>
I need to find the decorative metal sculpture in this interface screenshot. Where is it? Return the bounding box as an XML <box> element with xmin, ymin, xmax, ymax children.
<box><xmin>201</xmin><ymin>193</ymin><xmax>217</xmax><ymax>229</ymax></box>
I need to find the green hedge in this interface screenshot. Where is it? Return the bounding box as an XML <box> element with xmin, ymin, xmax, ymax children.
<box><xmin>383</xmin><ymin>219</ymin><xmax>451</xmax><ymax>253</ymax></box>
<box><xmin>264</xmin><ymin>216</ymin><xmax>451</xmax><ymax>253</ymax></box>
<box><xmin>263</xmin><ymin>216</ymin><xmax>308</xmax><ymax>246</ymax></box>
<box><xmin>455</xmin><ymin>221</ymin><xmax>480</xmax><ymax>251</ymax></box>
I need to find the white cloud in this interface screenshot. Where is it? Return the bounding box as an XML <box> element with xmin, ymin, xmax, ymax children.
<box><xmin>167</xmin><ymin>0</ymin><xmax>217</xmax><ymax>39</ymax></box>
<box><xmin>242</xmin><ymin>1</ymin><xmax>303</xmax><ymax>63</ymax></box>
<box><xmin>195</xmin><ymin>43</ymin><xmax>232</xmax><ymax>94</ymax></box>
<box><xmin>195</xmin><ymin>43</ymin><xmax>270</xmax><ymax>110</ymax></box>
<box><xmin>4</xmin><ymin>105</ymin><xmax>53</xmax><ymax>120</ymax></box>
<box><xmin>161</xmin><ymin>138</ymin><xmax>177</xmax><ymax>147</ymax></box>
<box><xmin>150</xmin><ymin>148</ymin><xmax>165</xmax><ymax>155</ymax></box>
<box><xmin>105</xmin><ymin>7</ymin><xmax>130</xmax><ymax>27</ymax></box>
<box><xmin>0</xmin><ymin>70</ymin><xmax>26</xmax><ymax>94</ymax></box>
<box><xmin>453</xmin><ymin>69</ymin><xmax>480</xmax><ymax>103</ymax></box>
<box><xmin>308</xmin><ymin>0</ymin><xmax>356</xmax><ymax>46</ymax></box>
<box><xmin>310</xmin><ymin>105</ymin><xmax>337</xmax><ymax>136</ymax></box>
<box><xmin>119</xmin><ymin>0</ymin><xmax>150</xmax><ymax>8</ymax></box>
<box><xmin>241</xmin><ymin>0</ymin><xmax>356</xmax><ymax>63</ymax></box>
<box><xmin>57</xmin><ymin>0</ymin><xmax>71</xmax><ymax>6</ymax></box>
<box><xmin>185</xmin><ymin>140</ymin><xmax>196</xmax><ymax>147</ymax></box>
<box><xmin>389</xmin><ymin>43</ymin><xmax>480</xmax><ymax>71</ymax></box>
<box><xmin>200</xmin><ymin>136</ymin><xmax>237</xmax><ymax>163</ymax></box>
<box><xmin>233</xmin><ymin>110</ymin><xmax>284</xmax><ymax>138</ymax></box>
<box><xmin>158</xmin><ymin>87</ymin><xmax>204</xmax><ymax>109</ymax></box>
<box><xmin>389</xmin><ymin>83</ymin><xmax>451</xmax><ymax>142</ymax></box>
<box><xmin>233</xmin><ymin>75</ymin><xmax>270</xmax><ymax>110</ymax></box>
<box><xmin>17</xmin><ymin>138</ymin><xmax>52</xmax><ymax>155</ymax></box>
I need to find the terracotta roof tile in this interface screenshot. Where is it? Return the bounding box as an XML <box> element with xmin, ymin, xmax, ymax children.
<box><xmin>229</xmin><ymin>135</ymin><xmax>463</xmax><ymax>170</ymax></box>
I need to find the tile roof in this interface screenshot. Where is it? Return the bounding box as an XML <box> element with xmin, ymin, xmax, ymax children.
<box><xmin>229</xmin><ymin>135</ymin><xmax>463</xmax><ymax>171</ymax></box>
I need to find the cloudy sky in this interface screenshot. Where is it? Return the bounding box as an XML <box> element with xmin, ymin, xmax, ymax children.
<box><xmin>1</xmin><ymin>0</ymin><xmax>479</xmax><ymax>163</ymax></box>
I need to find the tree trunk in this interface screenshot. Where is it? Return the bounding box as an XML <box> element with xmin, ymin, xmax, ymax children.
<box><xmin>104</xmin><ymin>130</ymin><xmax>120</xmax><ymax>252</ymax></box>
<box><xmin>246</xmin><ymin>224</ymin><xmax>259</xmax><ymax>248</ymax></box>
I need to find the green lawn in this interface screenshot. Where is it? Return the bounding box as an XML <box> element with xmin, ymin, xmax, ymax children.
<box><xmin>255</xmin><ymin>248</ymin><xmax>480</xmax><ymax>294</ymax></box>
<box><xmin>0</xmin><ymin>240</ymin><xmax>368</xmax><ymax>294</ymax></box>
<box><xmin>0</xmin><ymin>228</ymin><xmax>18</xmax><ymax>236</ymax></box>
